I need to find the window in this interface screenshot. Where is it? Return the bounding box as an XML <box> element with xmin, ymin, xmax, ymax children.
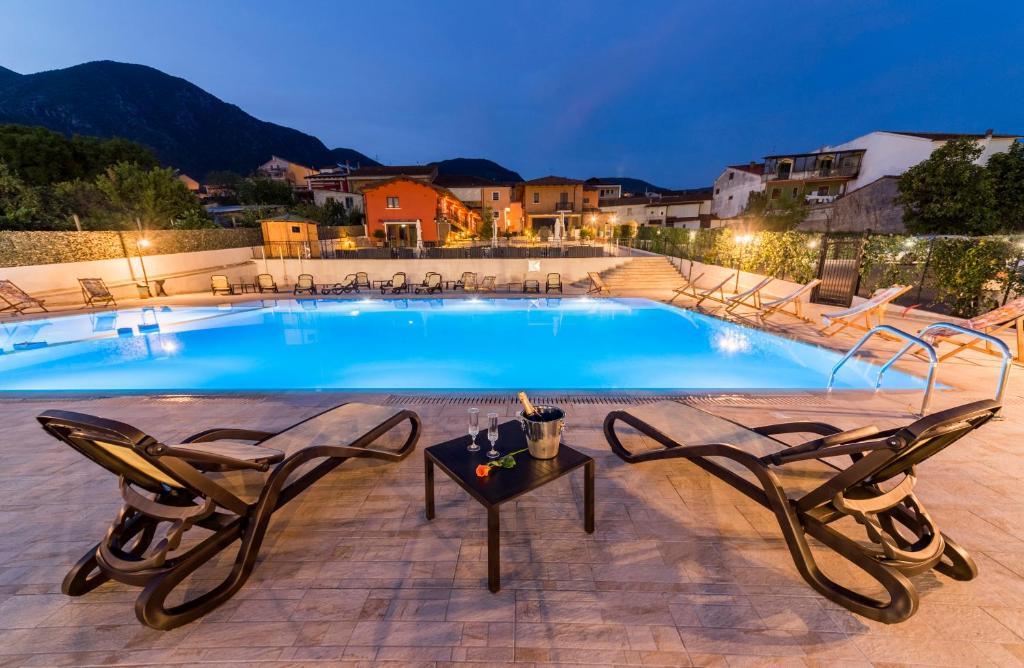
<box><xmin>728</xmin><ymin>172</ymin><xmax>734</xmax><ymax>180</ymax></box>
<box><xmin>291</xmin><ymin>226</ymin><xmax>301</xmax><ymax>233</ymax></box>
<box><xmin>532</xmin><ymin>192</ymin><xmax>540</xmax><ymax>204</ymax></box>
<box><xmin>715</xmin><ymin>188</ymin><xmax>720</xmax><ymax>195</ymax></box>
<box><xmin>770</xmin><ymin>188</ymin><xmax>781</xmax><ymax>200</ymax></box>
<box><xmin>583</xmin><ymin>196</ymin><xmax>590</xmax><ymax>204</ymax></box>
<box><xmin>728</xmin><ymin>195</ymin><xmax>733</xmax><ymax>201</ymax></box>
<box><xmin>491</xmin><ymin>191</ymin><xmax>500</xmax><ymax>201</ymax></box>
<box><xmin>345</xmin><ymin>196</ymin><xmax>353</xmax><ymax>208</ymax></box>
<box><xmin>386</xmin><ymin>196</ymin><xmax>399</xmax><ymax>209</ymax></box>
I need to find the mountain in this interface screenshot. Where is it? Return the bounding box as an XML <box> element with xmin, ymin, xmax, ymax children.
<box><xmin>328</xmin><ymin>147</ymin><xmax>379</xmax><ymax>169</ymax></box>
<box><xmin>430</xmin><ymin>158</ymin><xmax>522</xmax><ymax>184</ymax></box>
<box><xmin>0</xmin><ymin>60</ymin><xmax>373</xmax><ymax>178</ymax></box>
<box><xmin>587</xmin><ymin>176</ymin><xmax>670</xmax><ymax>196</ymax></box>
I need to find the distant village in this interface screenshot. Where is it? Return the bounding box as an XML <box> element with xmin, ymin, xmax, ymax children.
<box><xmin>182</xmin><ymin>129</ymin><xmax>1021</xmax><ymax>247</ymax></box>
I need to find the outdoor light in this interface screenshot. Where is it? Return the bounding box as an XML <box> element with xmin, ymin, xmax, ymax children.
<box><xmin>807</xmin><ymin>239</ymin><xmax>819</xmax><ymax>249</ymax></box>
<box><xmin>689</xmin><ymin>230</ymin><xmax>697</xmax><ymax>240</ymax></box>
<box><xmin>137</xmin><ymin>238</ymin><xmax>151</xmax><ymax>248</ymax></box>
<box><xmin>904</xmin><ymin>238</ymin><xmax>917</xmax><ymax>248</ymax></box>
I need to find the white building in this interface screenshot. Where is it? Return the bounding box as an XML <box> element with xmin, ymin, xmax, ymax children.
<box><xmin>711</xmin><ymin>163</ymin><xmax>764</xmax><ymax>219</ymax></box>
<box><xmin>599</xmin><ymin>194</ymin><xmax>712</xmax><ymax>229</ymax></box>
<box><xmin>312</xmin><ymin>189</ymin><xmax>363</xmax><ymax>212</ymax></box>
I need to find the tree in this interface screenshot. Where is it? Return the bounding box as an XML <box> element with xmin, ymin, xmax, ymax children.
<box><xmin>0</xmin><ymin>161</ymin><xmax>49</xmax><ymax>229</ymax></box>
<box><xmin>237</xmin><ymin>178</ymin><xmax>293</xmax><ymax>205</ymax></box>
<box><xmin>742</xmin><ymin>191</ymin><xmax>808</xmax><ymax>231</ymax></box>
<box><xmin>896</xmin><ymin>137</ymin><xmax>999</xmax><ymax>235</ymax></box>
<box><xmin>478</xmin><ymin>206</ymin><xmax>494</xmax><ymax>240</ymax></box>
<box><xmin>987</xmin><ymin>140</ymin><xmax>1024</xmax><ymax>231</ymax></box>
<box><xmin>96</xmin><ymin>162</ymin><xmax>207</xmax><ymax>229</ymax></box>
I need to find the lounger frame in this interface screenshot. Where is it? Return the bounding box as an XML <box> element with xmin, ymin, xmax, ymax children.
<box><xmin>38</xmin><ymin>404</ymin><xmax>420</xmax><ymax>630</ymax></box>
<box><xmin>604</xmin><ymin>400</ymin><xmax>999</xmax><ymax>623</ymax></box>
<box><xmin>79</xmin><ymin>278</ymin><xmax>117</xmax><ymax>309</ymax></box>
<box><xmin>0</xmin><ymin>279</ymin><xmax>48</xmax><ymax>315</ymax></box>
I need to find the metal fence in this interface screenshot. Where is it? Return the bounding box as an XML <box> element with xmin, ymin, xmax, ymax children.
<box><xmin>254</xmin><ymin>239</ymin><xmax>623</xmax><ymax>261</ymax></box>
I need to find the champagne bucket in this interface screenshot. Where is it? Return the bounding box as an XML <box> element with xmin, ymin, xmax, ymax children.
<box><xmin>517</xmin><ymin>405</ymin><xmax>565</xmax><ymax>459</ymax></box>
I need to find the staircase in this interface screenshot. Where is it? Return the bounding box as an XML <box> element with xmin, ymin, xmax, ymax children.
<box><xmin>582</xmin><ymin>256</ymin><xmax>686</xmax><ymax>292</ymax></box>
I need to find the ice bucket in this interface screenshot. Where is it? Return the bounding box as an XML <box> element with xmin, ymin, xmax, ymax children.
<box><xmin>517</xmin><ymin>405</ymin><xmax>565</xmax><ymax>459</ymax></box>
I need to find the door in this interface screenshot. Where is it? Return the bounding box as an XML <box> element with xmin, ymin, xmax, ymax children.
<box><xmin>386</xmin><ymin>224</ymin><xmax>417</xmax><ymax>247</ymax></box>
<box><xmin>812</xmin><ymin>235</ymin><xmax>864</xmax><ymax>307</ymax></box>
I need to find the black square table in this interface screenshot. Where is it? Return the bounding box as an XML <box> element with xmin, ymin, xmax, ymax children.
<box><xmin>424</xmin><ymin>421</ymin><xmax>594</xmax><ymax>592</ymax></box>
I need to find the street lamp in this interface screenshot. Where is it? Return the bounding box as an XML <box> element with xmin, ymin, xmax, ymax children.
<box><xmin>136</xmin><ymin>237</ymin><xmax>152</xmax><ymax>297</ymax></box>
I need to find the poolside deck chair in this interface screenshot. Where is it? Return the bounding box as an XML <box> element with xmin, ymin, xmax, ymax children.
<box><xmin>669</xmin><ymin>273</ymin><xmax>737</xmax><ymax>307</ymax></box>
<box><xmin>748</xmin><ymin>279</ymin><xmax>822</xmax><ymax>324</ymax></box>
<box><xmin>414</xmin><ymin>272</ymin><xmax>442</xmax><ymax>294</ymax></box>
<box><xmin>922</xmin><ymin>296</ymin><xmax>1024</xmax><ymax>362</ymax></box>
<box><xmin>453</xmin><ymin>272</ymin><xmax>476</xmax><ymax>290</ymax></box>
<box><xmin>380</xmin><ymin>272</ymin><xmax>407</xmax><ymax>295</ymax></box>
<box><xmin>820</xmin><ymin>285</ymin><xmax>912</xmax><ymax>337</ymax></box>
<box><xmin>479</xmin><ymin>275</ymin><xmax>496</xmax><ymax>293</ymax></box>
<box><xmin>79</xmin><ymin>278</ymin><xmax>117</xmax><ymax>309</ymax></box>
<box><xmin>354</xmin><ymin>272</ymin><xmax>371</xmax><ymax>290</ymax></box>
<box><xmin>723</xmin><ymin>276</ymin><xmax>774</xmax><ymax>313</ymax></box>
<box><xmin>256</xmin><ymin>274</ymin><xmax>279</xmax><ymax>293</ymax></box>
<box><xmin>0</xmin><ymin>279</ymin><xmax>48</xmax><ymax>315</ymax></box>
<box><xmin>38</xmin><ymin>402</ymin><xmax>420</xmax><ymax>630</ymax></box>
<box><xmin>605</xmin><ymin>399</ymin><xmax>1000</xmax><ymax>623</ymax></box>
<box><xmin>210</xmin><ymin>275</ymin><xmax>233</xmax><ymax>296</ymax></box>
<box><xmin>545</xmin><ymin>273</ymin><xmax>562</xmax><ymax>294</ymax></box>
<box><xmin>293</xmin><ymin>274</ymin><xmax>317</xmax><ymax>295</ymax></box>
<box><xmin>523</xmin><ymin>278</ymin><xmax>541</xmax><ymax>293</ymax></box>
<box><xmin>587</xmin><ymin>272</ymin><xmax>610</xmax><ymax>296</ymax></box>
<box><xmin>666</xmin><ymin>271</ymin><xmax>706</xmax><ymax>304</ymax></box>
<box><xmin>324</xmin><ymin>274</ymin><xmax>357</xmax><ymax>295</ymax></box>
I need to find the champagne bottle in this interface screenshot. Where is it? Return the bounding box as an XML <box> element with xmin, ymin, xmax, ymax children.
<box><xmin>518</xmin><ymin>391</ymin><xmax>538</xmax><ymax>418</ymax></box>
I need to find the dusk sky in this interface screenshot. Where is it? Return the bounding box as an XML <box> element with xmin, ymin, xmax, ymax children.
<box><xmin>2</xmin><ymin>0</ymin><xmax>1023</xmax><ymax>188</ymax></box>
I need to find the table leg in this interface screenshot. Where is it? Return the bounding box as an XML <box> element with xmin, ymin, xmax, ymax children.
<box><xmin>584</xmin><ymin>460</ymin><xmax>595</xmax><ymax>534</ymax></box>
<box><xmin>424</xmin><ymin>456</ymin><xmax>435</xmax><ymax>520</ymax></box>
<box><xmin>487</xmin><ymin>506</ymin><xmax>500</xmax><ymax>592</ymax></box>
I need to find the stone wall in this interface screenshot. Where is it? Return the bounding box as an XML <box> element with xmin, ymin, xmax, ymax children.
<box><xmin>0</xmin><ymin>228</ymin><xmax>262</xmax><ymax>268</ymax></box>
<box><xmin>798</xmin><ymin>176</ymin><xmax>905</xmax><ymax>233</ymax></box>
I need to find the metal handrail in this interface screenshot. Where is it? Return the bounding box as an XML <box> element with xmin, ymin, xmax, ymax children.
<box><xmin>827</xmin><ymin>325</ymin><xmax>938</xmax><ymax>415</ymax></box>
<box><xmin>916</xmin><ymin>322</ymin><xmax>1012</xmax><ymax>405</ymax></box>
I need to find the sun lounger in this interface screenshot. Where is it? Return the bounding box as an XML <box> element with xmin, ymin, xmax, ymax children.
<box><xmin>820</xmin><ymin>285</ymin><xmax>912</xmax><ymax>337</ymax></box>
<box><xmin>380</xmin><ymin>272</ymin><xmax>407</xmax><ymax>294</ymax></box>
<box><xmin>604</xmin><ymin>399</ymin><xmax>1000</xmax><ymax>623</ymax></box>
<box><xmin>922</xmin><ymin>295</ymin><xmax>1024</xmax><ymax>362</ymax></box>
<box><xmin>256</xmin><ymin>274</ymin><xmax>279</xmax><ymax>293</ymax></box>
<box><xmin>523</xmin><ymin>278</ymin><xmax>541</xmax><ymax>293</ymax></box>
<box><xmin>324</xmin><ymin>274</ymin><xmax>357</xmax><ymax>295</ymax></box>
<box><xmin>666</xmin><ymin>271</ymin><xmax>706</xmax><ymax>304</ymax></box>
<box><xmin>723</xmin><ymin>276</ymin><xmax>774</xmax><ymax>313</ymax></box>
<box><xmin>479</xmin><ymin>276</ymin><xmax>496</xmax><ymax>292</ymax></box>
<box><xmin>0</xmin><ymin>279</ymin><xmax>48</xmax><ymax>315</ymax></box>
<box><xmin>78</xmin><ymin>278</ymin><xmax>117</xmax><ymax>309</ymax></box>
<box><xmin>210</xmin><ymin>275</ymin><xmax>233</xmax><ymax>296</ymax></box>
<box><xmin>454</xmin><ymin>272</ymin><xmax>476</xmax><ymax>290</ymax></box>
<box><xmin>415</xmin><ymin>272</ymin><xmax>442</xmax><ymax>294</ymax></box>
<box><xmin>750</xmin><ymin>279</ymin><xmax>822</xmax><ymax>324</ymax></box>
<box><xmin>354</xmin><ymin>272</ymin><xmax>370</xmax><ymax>290</ymax></box>
<box><xmin>587</xmin><ymin>272</ymin><xmax>610</xmax><ymax>296</ymax></box>
<box><xmin>38</xmin><ymin>402</ymin><xmax>420</xmax><ymax>630</ymax></box>
<box><xmin>293</xmin><ymin>273</ymin><xmax>317</xmax><ymax>295</ymax></box>
<box><xmin>667</xmin><ymin>272</ymin><xmax>736</xmax><ymax>307</ymax></box>
<box><xmin>545</xmin><ymin>273</ymin><xmax>562</xmax><ymax>293</ymax></box>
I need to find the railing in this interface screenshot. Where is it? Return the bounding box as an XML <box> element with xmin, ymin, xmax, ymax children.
<box><xmin>827</xmin><ymin>322</ymin><xmax>1013</xmax><ymax>415</ymax></box>
<box><xmin>253</xmin><ymin>239</ymin><xmax>619</xmax><ymax>260</ymax></box>
<box><xmin>827</xmin><ymin>325</ymin><xmax>938</xmax><ymax>416</ymax></box>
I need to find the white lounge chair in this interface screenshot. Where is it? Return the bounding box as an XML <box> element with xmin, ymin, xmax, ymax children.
<box><xmin>723</xmin><ymin>276</ymin><xmax>774</xmax><ymax>313</ymax></box>
<box><xmin>666</xmin><ymin>271</ymin><xmax>705</xmax><ymax>304</ymax></box>
<box><xmin>820</xmin><ymin>285</ymin><xmax>912</xmax><ymax>337</ymax></box>
<box><xmin>921</xmin><ymin>295</ymin><xmax>1024</xmax><ymax>362</ymax></box>
<box><xmin>752</xmin><ymin>279</ymin><xmax>822</xmax><ymax>324</ymax></box>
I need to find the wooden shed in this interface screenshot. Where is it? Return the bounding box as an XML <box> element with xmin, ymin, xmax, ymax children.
<box><xmin>260</xmin><ymin>215</ymin><xmax>321</xmax><ymax>258</ymax></box>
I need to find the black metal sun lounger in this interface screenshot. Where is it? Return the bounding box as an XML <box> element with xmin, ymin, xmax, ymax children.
<box><xmin>604</xmin><ymin>399</ymin><xmax>1000</xmax><ymax>623</ymax></box>
<box><xmin>38</xmin><ymin>402</ymin><xmax>420</xmax><ymax>630</ymax></box>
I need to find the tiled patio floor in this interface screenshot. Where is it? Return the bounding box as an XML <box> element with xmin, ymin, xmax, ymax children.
<box><xmin>1</xmin><ymin>289</ymin><xmax>1023</xmax><ymax>666</ymax></box>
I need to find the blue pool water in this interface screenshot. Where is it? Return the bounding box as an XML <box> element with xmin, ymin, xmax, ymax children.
<box><xmin>0</xmin><ymin>298</ymin><xmax>927</xmax><ymax>392</ymax></box>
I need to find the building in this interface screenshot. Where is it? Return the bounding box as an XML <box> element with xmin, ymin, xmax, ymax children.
<box><xmin>259</xmin><ymin>214</ymin><xmax>321</xmax><ymax>258</ymax></box>
<box><xmin>177</xmin><ymin>174</ymin><xmax>201</xmax><ymax>192</ymax></box>
<box><xmin>711</xmin><ymin>163</ymin><xmax>764</xmax><ymax>219</ymax></box>
<box><xmin>599</xmin><ymin>193</ymin><xmax>714</xmax><ymax>231</ymax></box>
<box><xmin>256</xmin><ymin>155</ymin><xmax>318</xmax><ymax>189</ymax></box>
<box><xmin>362</xmin><ymin>177</ymin><xmax>480</xmax><ymax>247</ymax></box>
<box><xmin>347</xmin><ymin>165</ymin><xmax>437</xmax><ymax>194</ymax></box>
<box><xmin>312</xmin><ymin>189</ymin><xmax>364</xmax><ymax>212</ymax></box>
<box><xmin>434</xmin><ymin>175</ymin><xmax>524</xmax><ymax>234</ymax></box>
<box><xmin>520</xmin><ymin>176</ymin><xmax>586</xmax><ymax>238</ymax></box>
<box><xmin>583</xmin><ymin>179</ymin><xmax>623</xmax><ymax>202</ymax></box>
<box><xmin>762</xmin><ymin>148</ymin><xmax>866</xmax><ymax>204</ymax></box>
<box><xmin>305</xmin><ymin>165</ymin><xmax>354</xmax><ymax>192</ymax></box>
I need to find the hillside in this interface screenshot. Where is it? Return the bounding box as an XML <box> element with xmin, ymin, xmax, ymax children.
<box><xmin>430</xmin><ymin>158</ymin><xmax>522</xmax><ymax>183</ymax></box>
<box><xmin>0</xmin><ymin>60</ymin><xmax>375</xmax><ymax>178</ymax></box>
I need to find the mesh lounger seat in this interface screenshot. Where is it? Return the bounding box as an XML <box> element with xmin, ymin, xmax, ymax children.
<box><xmin>820</xmin><ymin>285</ymin><xmax>912</xmax><ymax>337</ymax></box>
<box><xmin>0</xmin><ymin>279</ymin><xmax>48</xmax><ymax>315</ymax></box>
<box><xmin>256</xmin><ymin>274</ymin><xmax>279</xmax><ymax>293</ymax></box>
<box><xmin>414</xmin><ymin>272</ymin><xmax>442</xmax><ymax>294</ymax></box>
<box><xmin>748</xmin><ymin>278</ymin><xmax>822</xmax><ymax>324</ymax></box>
<box><xmin>669</xmin><ymin>273</ymin><xmax>736</xmax><ymax>307</ymax></box>
<box><xmin>293</xmin><ymin>273</ymin><xmax>317</xmax><ymax>295</ymax></box>
<box><xmin>78</xmin><ymin>278</ymin><xmax>117</xmax><ymax>308</ymax></box>
<box><xmin>38</xmin><ymin>402</ymin><xmax>420</xmax><ymax>630</ymax></box>
<box><xmin>921</xmin><ymin>296</ymin><xmax>1024</xmax><ymax>362</ymax></box>
<box><xmin>453</xmin><ymin>272</ymin><xmax>476</xmax><ymax>290</ymax></box>
<box><xmin>604</xmin><ymin>399</ymin><xmax>1000</xmax><ymax>623</ymax></box>
<box><xmin>545</xmin><ymin>273</ymin><xmax>562</xmax><ymax>293</ymax></box>
<box><xmin>381</xmin><ymin>272</ymin><xmax>407</xmax><ymax>294</ymax></box>
<box><xmin>722</xmin><ymin>276</ymin><xmax>774</xmax><ymax>313</ymax></box>
<box><xmin>324</xmin><ymin>274</ymin><xmax>357</xmax><ymax>295</ymax></box>
<box><xmin>210</xmin><ymin>275</ymin><xmax>233</xmax><ymax>296</ymax></box>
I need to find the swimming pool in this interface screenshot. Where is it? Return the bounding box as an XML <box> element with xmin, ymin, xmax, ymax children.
<box><xmin>0</xmin><ymin>298</ymin><xmax>927</xmax><ymax>392</ymax></box>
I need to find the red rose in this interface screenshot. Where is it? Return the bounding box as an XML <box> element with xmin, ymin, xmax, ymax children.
<box><xmin>475</xmin><ymin>464</ymin><xmax>491</xmax><ymax>477</ymax></box>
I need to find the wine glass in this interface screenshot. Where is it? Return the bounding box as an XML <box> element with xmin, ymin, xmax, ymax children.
<box><xmin>486</xmin><ymin>412</ymin><xmax>500</xmax><ymax>459</ymax></box>
<box><xmin>467</xmin><ymin>408</ymin><xmax>480</xmax><ymax>452</ymax></box>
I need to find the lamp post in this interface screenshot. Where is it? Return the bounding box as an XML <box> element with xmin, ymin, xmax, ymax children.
<box><xmin>136</xmin><ymin>237</ymin><xmax>152</xmax><ymax>298</ymax></box>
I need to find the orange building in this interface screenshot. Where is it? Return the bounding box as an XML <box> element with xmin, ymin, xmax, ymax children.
<box><xmin>363</xmin><ymin>177</ymin><xmax>480</xmax><ymax>246</ymax></box>
<box><xmin>521</xmin><ymin>176</ymin><xmax>586</xmax><ymax>236</ymax></box>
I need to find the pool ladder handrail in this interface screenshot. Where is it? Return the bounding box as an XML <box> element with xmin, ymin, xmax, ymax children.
<box><xmin>827</xmin><ymin>323</ymin><xmax>1011</xmax><ymax>416</ymax></box>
